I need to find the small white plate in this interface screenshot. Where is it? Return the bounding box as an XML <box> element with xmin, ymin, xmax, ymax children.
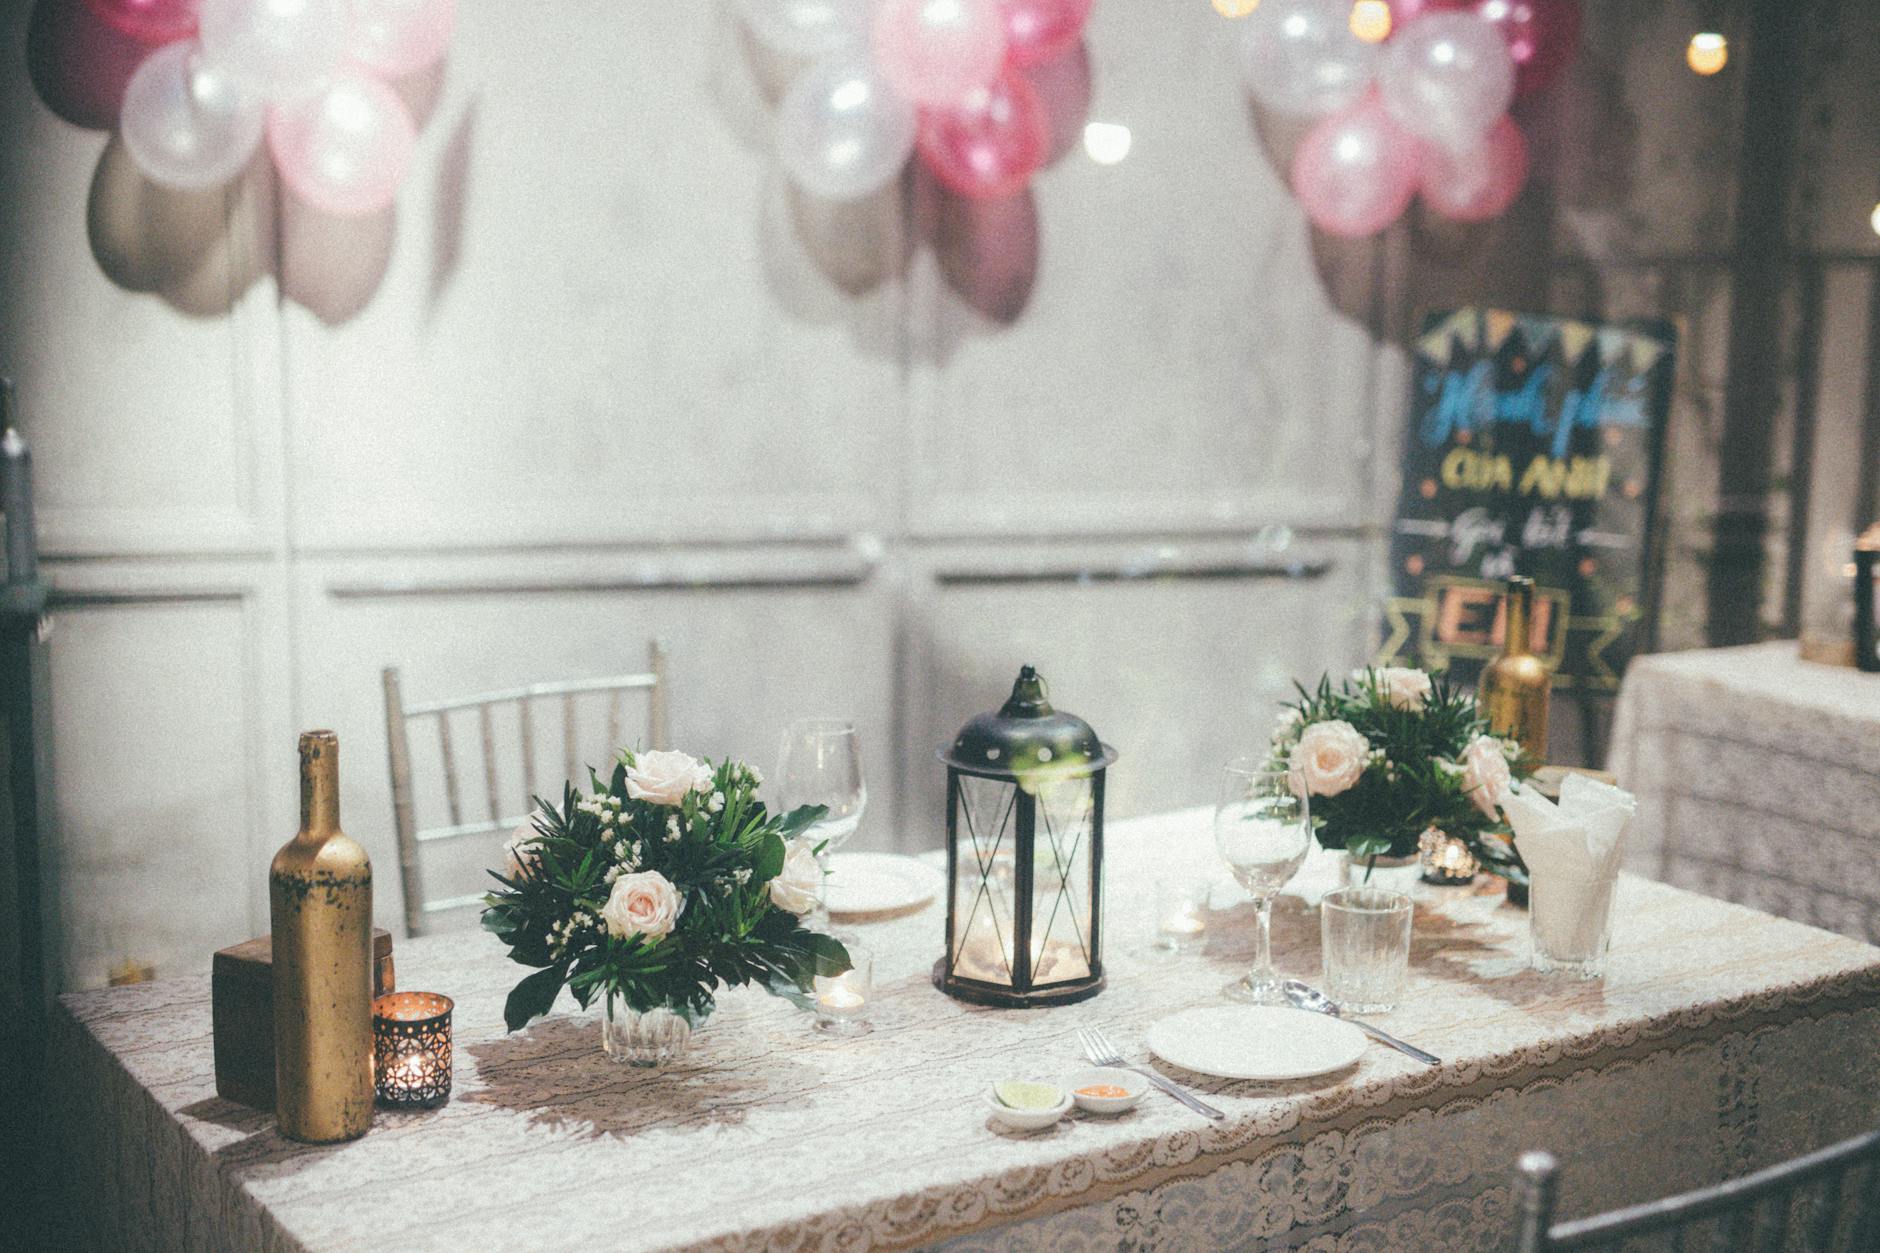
<box><xmin>826</xmin><ymin>852</ymin><xmax>945</xmax><ymax>916</ymax></box>
<box><xmin>984</xmin><ymin>1088</ymin><xmax>1072</xmax><ymax>1132</ymax></box>
<box><xmin>1061</xmin><ymin>1067</ymin><xmax>1148</xmax><ymax>1115</ymax></box>
<box><xmin>1146</xmin><ymin>1006</ymin><xmax>1366</xmax><ymax>1081</ymax></box>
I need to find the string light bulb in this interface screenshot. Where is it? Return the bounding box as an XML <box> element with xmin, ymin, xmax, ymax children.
<box><xmin>1212</xmin><ymin>0</ymin><xmax>1259</xmax><ymax>16</ymax></box>
<box><xmin>1686</xmin><ymin>32</ymin><xmax>1727</xmax><ymax>75</ymax></box>
<box><xmin>1870</xmin><ymin>202</ymin><xmax>1880</xmax><ymax>238</ymax></box>
<box><xmin>1350</xmin><ymin>0</ymin><xmax>1391</xmax><ymax>43</ymax></box>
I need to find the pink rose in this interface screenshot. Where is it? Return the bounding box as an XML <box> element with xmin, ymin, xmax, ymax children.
<box><xmin>1370</xmin><ymin>666</ymin><xmax>1432</xmax><ymax>711</ymax></box>
<box><xmin>1289</xmin><ymin>720</ymin><xmax>1370</xmax><ymax>798</ymax></box>
<box><xmin>1459</xmin><ymin>734</ymin><xmax>1513</xmax><ymax>819</ymax></box>
<box><xmin>501</xmin><ymin>822</ymin><xmax>539</xmax><ymax>879</ymax></box>
<box><xmin>624</xmin><ymin>749</ymin><xmax>713</xmax><ymax>806</ymax></box>
<box><xmin>601</xmin><ymin>870</ymin><xmax>686</xmax><ymax>939</ymax></box>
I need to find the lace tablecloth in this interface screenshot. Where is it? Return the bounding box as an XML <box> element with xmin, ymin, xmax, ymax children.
<box><xmin>1610</xmin><ymin>641</ymin><xmax>1880</xmax><ymax>943</ymax></box>
<box><xmin>52</xmin><ymin>807</ymin><xmax>1880</xmax><ymax>1252</ymax></box>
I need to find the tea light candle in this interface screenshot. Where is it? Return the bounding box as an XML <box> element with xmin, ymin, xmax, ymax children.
<box><xmin>1153</xmin><ymin>878</ymin><xmax>1210</xmax><ymax>953</ymax></box>
<box><xmin>373</xmin><ymin>991</ymin><xmax>453</xmax><ymax>1109</ymax></box>
<box><xmin>812</xmin><ymin>942</ymin><xmax>873</xmax><ymax>1037</ymax></box>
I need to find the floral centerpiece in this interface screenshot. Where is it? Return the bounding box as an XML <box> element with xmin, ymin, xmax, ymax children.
<box><xmin>1266</xmin><ymin>667</ymin><xmax>1534</xmax><ymax>879</ymax></box>
<box><xmin>482</xmin><ymin>748</ymin><xmax>850</xmax><ymax>1062</ymax></box>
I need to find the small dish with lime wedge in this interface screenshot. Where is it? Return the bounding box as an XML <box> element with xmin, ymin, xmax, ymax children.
<box><xmin>985</xmin><ymin>1080</ymin><xmax>1071</xmax><ymax>1132</ymax></box>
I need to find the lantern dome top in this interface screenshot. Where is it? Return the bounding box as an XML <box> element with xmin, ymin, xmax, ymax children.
<box><xmin>940</xmin><ymin>665</ymin><xmax>1117</xmax><ymax>779</ymax></box>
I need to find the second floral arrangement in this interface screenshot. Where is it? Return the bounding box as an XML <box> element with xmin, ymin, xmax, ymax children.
<box><xmin>1268</xmin><ymin>667</ymin><xmax>1534</xmax><ymax>877</ymax></box>
<box><xmin>483</xmin><ymin>749</ymin><xmax>850</xmax><ymax>1033</ymax></box>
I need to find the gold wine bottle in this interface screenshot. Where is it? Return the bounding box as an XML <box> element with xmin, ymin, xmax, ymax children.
<box><xmin>270</xmin><ymin>731</ymin><xmax>374</xmax><ymax>1143</ymax></box>
<box><xmin>1480</xmin><ymin>576</ymin><xmax>1551</xmax><ymax>762</ymax></box>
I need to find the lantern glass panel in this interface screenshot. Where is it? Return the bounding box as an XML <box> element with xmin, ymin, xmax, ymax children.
<box><xmin>950</xmin><ymin>773</ymin><xmax>1020</xmax><ymax>986</ymax></box>
<box><xmin>1028</xmin><ymin>775</ymin><xmax>1095</xmax><ymax>985</ymax></box>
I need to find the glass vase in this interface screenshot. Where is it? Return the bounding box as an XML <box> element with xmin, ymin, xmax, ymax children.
<box><xmin>599</xmin><ymin>1000</ymin><xmax>694</xmax><ymax>1068</ymax></box>
<box><xmin>1339</xmin><ymin>851</ymin><xmax>1422</xmax><ymax>895</ymax></box>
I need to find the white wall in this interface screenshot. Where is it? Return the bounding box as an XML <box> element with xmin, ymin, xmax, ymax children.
<box><xmin>3</xmin><ymin>0</ymin><xmax>1389</xmax><ymax>988</ymax></box>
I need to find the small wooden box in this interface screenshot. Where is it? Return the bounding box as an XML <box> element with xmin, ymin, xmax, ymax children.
<box><xmin>212</xmin><ymin>928</ymin><xmax>395</xmax><ymax>1111</ymax></box>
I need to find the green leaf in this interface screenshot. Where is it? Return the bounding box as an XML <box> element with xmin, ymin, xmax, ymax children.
<box><xmin>1346</xmin><ymin>835</ymin><xmax>1395</xmax><ymax>861</ymax></box>
<box><xmin>753</xmin><ymin>832</ymin><xmax>786</xmax><ymax>881</ymax></box>
<box><xmin>775</xmin><ymin>804</ymin><xmax>828</xmax><ymax>839</ymax></box>
<box><xmin>503</xmin><ymin>964</ymin><xmax>567</xmax><ymax>1033</ymax></box>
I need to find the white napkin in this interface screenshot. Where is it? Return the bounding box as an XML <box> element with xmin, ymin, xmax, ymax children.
<box><xmin>1505</xmin><ymin>775</ymin><xmax>1638</xmax><ymax>965</ymax></box>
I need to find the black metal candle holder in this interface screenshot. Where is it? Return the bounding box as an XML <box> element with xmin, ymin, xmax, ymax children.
<box><xmin>373</xmin><ymin>991</ymin><xmax>453</xmax><ymax>1109</ymax></box>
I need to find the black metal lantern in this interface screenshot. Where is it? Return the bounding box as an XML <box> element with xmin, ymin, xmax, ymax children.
<box><xmin>373</xmin><ymin>992</ymin><xmax>453</xmax><ymax>1109</ymax></box>
<box><xmin>934</xmin><ymin>666</ymin><xmax>1116</xmax><ymax>1008</ymax></box>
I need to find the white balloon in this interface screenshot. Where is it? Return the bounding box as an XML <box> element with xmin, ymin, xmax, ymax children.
<box><xmin>1378</xmin><ymin>12</ymin><xmax>1515</xmax><ymax>154</ymax></box>
<box><xmin>776</xmin><ymin>52</ymin><xmax>916</xmax><ymax>200</ymax></box>
<box><xmin>121</xmin><ymin>41</ymin><xmax>265</xmax><ymax>190</ymax></box>
<box><xmin>1238</xmin><ymin>0</ymin><xmax>1377</xmax><ymax>119</ymax></box>
<box><xmin>737</xmin><ymin>0</ymin><xmax>871</xmax><ymax>58</ymax></box>
<box><xmin>199</xmin><ymin>0</ymin><xmax>349</xmax><ymax>101</ymax></box>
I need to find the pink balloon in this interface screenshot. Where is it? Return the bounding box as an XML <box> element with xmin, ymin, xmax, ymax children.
<box><xmin>1290</xmin><ymin>94</ymin><xmax>1419</xmax><ymax>237</ymax></box>
<box><xmin>267</xmin><ymin>72</ymin><xmax>416</xmax><ymax>216</ymax></box>
<box><xmin>348</xmin><ymin>0</ymin><xmax>458</xmax><ymax>79</ymax></box>
<box><xmin>917</xmin><ymin>71</ymin><xmax>1047</xmax><ymax>199</ymax></box>
<box><xmin>1418</xmin><ymin>113</ymin><xmax>1526</xmax><ymax>221</ymax></box>
<box><xmin>83</xmin><ymin>0</ymin><xmax>198</xmax><ymax>45</ymax></box>
<box><xmin>1471</xmin><ymin>0</ymin><xmax>1580</xmax><ymax>95</ymax></box>
<box><xmin>998</xmin><ymin>0</ymin><xmax>1092</xmax><ymax>69</ymax></box>
<box><xmin>873</xmin><ymin>0</ymin><xmax>1007</xmax><ymax>108</ymax></box>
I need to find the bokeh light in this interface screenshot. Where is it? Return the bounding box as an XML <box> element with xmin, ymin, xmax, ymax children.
<box><xmin>1212</xmin><ymin>0</ymin><xmax>1259</xmax><ymax>16</ymax></box>
<box><xmin>1350</xmin><ymin>0</ymin><xmax>1391</xmax><ymax>43</ymax></box>
<box><xmin>1686</xmin><ymin>32</ymin><xmax>1726</xmax><ymax>76</ymax></box>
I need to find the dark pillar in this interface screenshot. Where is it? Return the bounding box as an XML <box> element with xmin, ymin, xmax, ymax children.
<box><xmin>1706</xmin><ymin>0</ymin><xmax>1809</xmax><ymax>644</ymax></box>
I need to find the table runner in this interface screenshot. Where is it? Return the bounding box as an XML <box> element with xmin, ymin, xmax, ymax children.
<box><xmin>53</xmin><ymin>807</ymin><xmax>1880</xmax><ymax>1251</ymax></box>
<box><xmin>1611</xmin><ymin>641</ymin><xmax>1880</xmax><ymax>944</ymax></box>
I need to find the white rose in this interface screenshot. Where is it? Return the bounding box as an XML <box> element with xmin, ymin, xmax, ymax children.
<box><xmin>1289</xmin><ymin>720</ymin><xmax>1370</xmax><ymax>798</ymax></box>
<box><xmin>624</xmin><ymin>749</ymin><xmax>714</xmax><ymax>806</ymax></box>
<box><xmin>501</xmin><ymin>822</ymin><xmax>540</xmax><ymax>879</ymax></box>
<box><xmin>601</xmin><ymin>870</ymin><xmax>686</xmax><ymax>940</ymax></box>
<box><xmin>1370</xmin><ymin>666</ymin><xmax>1433</xmax><ymax>711</ymax></box>
<box><xmin>767</xmin><ymin>837</ymin><xmax>823</xmax><ymax>915</ymax></box>
<box><xmin>1459</xmin><ymin>734</ymin><xmax>1513</xmax><ymax>820</ymax></box>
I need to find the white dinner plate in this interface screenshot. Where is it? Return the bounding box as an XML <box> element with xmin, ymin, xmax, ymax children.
<box><xmin>1146</xmin><ymin>1006</ymin><xmax>1367</xmax><ymax>1081</ymax></box>
<box><xmin>826</xmin><ymin>852</ymin><xmax>946</xmax><ymax>916</ymax></box>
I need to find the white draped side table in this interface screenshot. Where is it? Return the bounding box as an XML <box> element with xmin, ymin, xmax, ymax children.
<box><xmin>1611</xmin><ymin>641</ymin><xmax>1880</xmax><ymax>944</ymax></box>
<box><xmin>51</xmin><ymin>807</ymin><xmax>1880</xmax><ymax>1251</ymax></box>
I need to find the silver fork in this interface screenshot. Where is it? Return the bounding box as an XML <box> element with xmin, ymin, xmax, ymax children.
<box><xmin>1078</xmin><ymin>1026</ymin><xmax>1226</xmax><ymax>1121</ymax></box>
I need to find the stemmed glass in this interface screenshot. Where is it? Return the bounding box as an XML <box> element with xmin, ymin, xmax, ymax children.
<box><xmin>1214</xmin><ymin>758</ymin><xmax>1311</xmax><ymax>1005</ymax></box>
<box><xmin>774</xmin><ymin>719</ymin><xmax>866</xmax><ymax>930</ymax></box>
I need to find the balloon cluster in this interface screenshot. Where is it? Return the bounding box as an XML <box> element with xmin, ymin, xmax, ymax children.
<box><xmin>746</xmin><ymin>0</ymin><xmax>1095</xmax><ymax>202</ymax></box>
<box><xmin>93</xmin><ymin>0</ymin><xmax>455</xmax><ymax>214</ymax></box>
<box><xmin>1236</xmin><ymin>0</ymin><xmax>1578</xmax><ymax>236</ymax></box>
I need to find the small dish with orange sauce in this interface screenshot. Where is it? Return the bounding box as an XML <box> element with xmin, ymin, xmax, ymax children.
<box><xmin>1061</xmin><ymin>1066</ymin><xmax>1149</xmax><ymax>1115</ymax></box>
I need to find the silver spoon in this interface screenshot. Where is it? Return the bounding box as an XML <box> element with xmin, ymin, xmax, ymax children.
<box><xmin>1282</xmin><ymin>980</ymin><xmax>1441</xmax><ymax>1066</ymax></box>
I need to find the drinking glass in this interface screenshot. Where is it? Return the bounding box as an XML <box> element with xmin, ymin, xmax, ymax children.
<box><xmin>774</xmin><ymin>719</ymin><xmax>866</xmax><ymax>929</ymax></box>
<box><xmin>1320</xmin><ymin>886</ymin><xmax>1413</xmax><ymax>1012</ymax></box>
<box><xmin>1214</xmin><ymin>760</ymin><xmax>1311</xmax><ymax>1005</ymax></box>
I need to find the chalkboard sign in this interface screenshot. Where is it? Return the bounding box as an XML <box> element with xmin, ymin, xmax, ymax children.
<box><xmin>1376</xmin><ymin>308</ymin><xmax>1676</xmax><ymax>694</ymax></box>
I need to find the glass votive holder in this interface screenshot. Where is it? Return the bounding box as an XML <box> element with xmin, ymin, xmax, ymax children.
<box><xmin>373</xmin><ymin>991</ymin><xmax>453</xmax><ymax>1109</ymax></box>
<box><xmin>1321</xmin><ymin>886</ymin><xmax>1413</xmax><ymax>1013</ymax></box>
<box><xmin>1152</xmin><ymin>877</ymin><xmax>1211</xmax><ymax>953</ymax></box>
<box><xmin>813</xmin><ymin>942</ymin><xmax>873</xmax><ymax>1037</ymax></box>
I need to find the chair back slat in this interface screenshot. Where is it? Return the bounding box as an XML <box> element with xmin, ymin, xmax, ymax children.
<box><xmin>518</xmin><ymin>697</ymin><xmax>538</xmax><ymax>803</ymax></box>
<box><xmin>434</xmin><ymin>711</ymin><xmax>464</xmax><ymax>827</ymax></box>
<box><xmin>562</xmin><ymin>692</ymin><xmax>577</xmax><ymax>784</ymax></box>
<box><xmin>1518</xmin><ymin>1129</ymin><xmax>1880</xmax><ymax>1252</ymax></box>
<box><xmin>382</xmin><ymin>648</ymin><xmax>669</xmax><ymax>937</ymax></box>
<box><xmin>478</xmin><ymin>703</ymin><xmax>501</xmax><ymax>823</ymax></box>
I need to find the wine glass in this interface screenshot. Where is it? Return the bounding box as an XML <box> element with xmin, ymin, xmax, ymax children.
<box><xmin>1214</xmin><ymin>758</ymin><xmax>1311</xmax><ymax>1005</ymax></box>
<box><xmin>774</xmin><ymin>719</ymin><xmax>866</xmax><ymax>929</ymax></box>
